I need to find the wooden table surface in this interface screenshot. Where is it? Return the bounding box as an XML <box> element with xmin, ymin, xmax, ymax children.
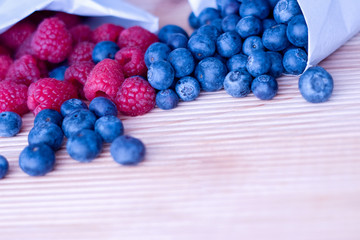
<box><xmin>1</xmin><ymin>1</ymin><xmax>360</xmax><ymax>239</ymax></box>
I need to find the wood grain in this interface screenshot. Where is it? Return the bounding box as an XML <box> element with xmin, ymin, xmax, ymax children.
<box><xmin>1</xmin><ymin>1</ymin><xmax>360</xmax><ymax>239</ymax></box>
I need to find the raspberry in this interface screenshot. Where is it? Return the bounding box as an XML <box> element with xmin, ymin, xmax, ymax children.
<box><xmin>27</xmin><ymin>78</ymin><xmax>78</xmax><ymax>115</ymax></box>
<box><xmin>5</xmin><ymin>54</ymin><xmax>41</xmax><ymax>86</ymax></box>
<box><xmin>54</xmin><ymin>12</ymin><xmax>81</xmax><ymax>28</ymax></box>
<box><xmin>65</xmin><ymin>61</ymin><xmax>95</xmax><ymax>85</ymax></box>
<box><xmin>14</xmin><ymin>33</ymin><xmax>34</xmax><ymax>59</ymax></box>
<box><xmin>84</xmin><ymin>59</ymin><xmax>124</xmax><ymax>101</ymax></box>
<box><xmin>0</xmin><ymin>21</ymin><xmax>36</xmax><ymax>51</ymax></box>
<box><xmin>68</xmin><ymin>41</ymin><xmax>95</xmax><ymax>65</ymax></box>
<box><xmin>92</xmin><ymin>23</ymin><xmax>124</xmax><ymax>43</ymax></box>
<box><xmin>31</xmin><ymin>17</ymin><xmax>72</xmax><ymax>63</ymax></box>
<box><xmin>0</xmin><ymin>55</ymin><xmax>13</xmax><ymax>80</ymax></box>
<box><xmin>0</xmin><ymin>45</ymin><xmax>10</xmax><ymax>56</ymax></box>
<box><xmin>115</xmin><ymin>76</ymin><xmax>156</xmax><ymax>116</ymax></box>
<box><xmin>69</xmin><ymin>24</ymin><xmax>93</xmax><ymax>44</ymax></box>
<box><xmin>0</xmin><ymin>81</ymin><xmax>28</xmax><ymax>115</ymax></box>
<box><xmin>117</xmin><ymin>26</ymin><xmax>158</xmax><ymax>52</ymax></box>
<box><xmin>115</xmin><ymin>47</ymin><xmax>147</xmax><ymax>78</ymax></box>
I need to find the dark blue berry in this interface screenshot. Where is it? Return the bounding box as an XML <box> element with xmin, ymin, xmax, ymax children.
<box><xmin>89</xmin><ymin>97</ymin><xmax>118</xmax><ymax>118</ymax></box>
<box><xmin>60</xmin><ymin>98</ymin><xmax>88</xmax><ymax>117</ymax></box>
<box><xmin>262</xmin><ymin>18</ymin><xmax>277</xmax><ymax>30</ymax></box>
<box><xmin>242</xmin><ymin>36</ymin><xmax>264</xmax><ymax>56</ymax></box>
<box><xmin>19</xmin><ymin>144</ymin><xmax>55</xmax><ymax>176</ymax></box>
<box><xmin>0</xmin><ymin>155</ymin><xmax>9</xmax><ymax>179</ymax></box>
<box><xmin>28</xmin><ymin>122</ymin><xmax>64</xmax><ymax>151</ymax></box>
<box><xmin>175</xmin><ymin>76</ymin><xmax>201</xmax><ymax>101</ymax></box>
<box><xmin>198</xmin><ymin>7</ymin><xmax>221</xmax><ymax>26</ymax></box>
<box><xmin>34</xmin><ymin>109</ymin><xmax>63</xmax><ymax>127</ymax></box>
<box><xmin>210</xmin><ymin>18</ymin><xmax>223</xmax><ymax>34</ymax></box>
<box><xmin>268</xmin><ymin>51</ymin><xmax>284</xmax><ymax>78</ymax></box>
<box><xmin>299</xmin><ymin>66</ymin><xmax>334</xmax><ymax>103</ymax></box>
<box><xmin>216</xmin><ymin>31</ymin><xmax>242</xmax><ymax>58</ymax></box>
<box><xmin>283</xmin><ymin>48</ymin><xmax>307</xmax><ymax>75</ymax></box>
<box><xmin>217</xmin><ymin>0</ymin><xmax>241</xmax><ymax>17</ymax></box>
<box><xmin>95</xmin><ymin>115</ymin><xmax>124</xmax><ymax>143</ymax></box>
<box><xmin>147</xmin><ymin>60</ymin><xmax>175</xmax><ymax>90</ymax></box>
<box><xmin>273</xmin><ymin>0</ymin><xmax>301</xmax><ymax>24</ymax></box>
<box><xmin>0</xmin><ymin>111</ymin><xmax>22</xmax><ymax>137</ymax></box>
<box><xmin>144</xmin><ymin>42</ymin><xmax>171</xmax><ymax>68</ymax></box>
<box><xmin>262</xmin><ymin>24</ymin><xmax>290</xmax><ymax>51</ymax></box>
<box><xmin>92</xmin><ymin>41</ymin><xmax>120</xmax><ymax>64</ymax></box>
<box><xmin>268</xmin><ymin>0</ymin><xmax>280</xmax><ymax>8</ymax></box>
<box><xmin>158</xmin><ymin>25</ymin><xmax>189</xmax><ymax>43</ymax></box>
<box><xmin>156</xmin><ymin>89</ymin><xmax>179</xmax><ymax>110</ymax></box>
<box><xmin>62</xmin><ymin>109</ymin><xmax>97</xmax><ymax>138</ymax></box>
<box><xmin>49</xmin><ymin>65</ymin><xmax>68</xmax><ymax>81</ymax></box>
<box><xmin>221</xmin><ymin>14</ymin><xmax>241</xmax><ymax>32</ymax></box>
<box><xmin>251</xmin><ymin>74</ymin><xmax>278</xmax><ymax>100</ymax></box>
<box><xmin>195</xmin><ymin>57</ymin><xmax>227</xmax><ymax>92</ymax></box>
<box><xmin>286</xmin><ymin>14</ymin><xmax>308</xmax><ymax>47</ymax></box>
<box><xmin>227</xmin><ymin>53</ymin><xmax>248</xmax><ymax>72</ymax></box>
<box><xmin>167</xmin><ymin>33</ymin><xmax>188</xmax><ymax>49</ymax></box>
<box><xmin>196</xmin><ymin>25</ymin><xmax>221</xmax><ymax>41</ymax></box>
<box><xmin>240</xmin><ymin>0</ymin><xmax>270</xmax><ymax>19</ymax></box>
<box><xmin>66</xmin><ymin>129</ymin><xmax>103</xmax><ymax>162</ymax></box>
<box><xmin>188</xmin><ymin>34</ymin><xmax>216</xmax><ymax>61</ymax></box>
<box><xmin>110</xmin><ymin>135</ymin><xmax>145</xmax><ymax>166</ymax></box>
<box><xmin>188</xmin><ymin>12</ymin><xmax>200</xmax><ymax>29</ymax></box>
<box><xmin>246</xmin><ymin>51</ymin><xmax>271</xmax><ymax>77</ymax></box>
<box><xmin>224</xmin><ymin>70</ymin><xmax>253</xmax><ymax>98</ymax></box>
<box><xmin>167</xmin><ymin>48</ymin><xmax>195</xmax><ymax>78</ymax></box>
<box><xmin>236</xmin><ymin>16</ymin><xmax>262</xmax><ymax>38</ymax></box>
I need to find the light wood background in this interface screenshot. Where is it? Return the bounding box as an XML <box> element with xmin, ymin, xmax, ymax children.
<box><xmin>1</xmin><ymin>1</ymin><xmax>360</xmax><ymax>239</ymax></box>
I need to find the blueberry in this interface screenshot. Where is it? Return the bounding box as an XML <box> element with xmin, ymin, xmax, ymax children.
<box><xmin>144</xmin><ymin>42</ymin><xmax>171</xmax><ymax>68</ymax></box>
<box><xmin>188</xmin><ymin>34</ymin><xmax>216</xmax><ymax>61</ymax></box>
<box><xmin>198</xmin><ymin>7</ymin><xmax>221</xmax><ymax>26</ymax></box>
<box><xmin>19</xmin><ymin>144</ymin><xmax>55</xmax><ymax>176</ymax></box>
<box><xmin>167</xmin><ymin>33</ymin><xmax>188</xmax><ymax>49</ymax></box>
<box><xmin>246</xmin><ymin>51</ymin><xmax>271</xmax><ymax>77</ymax></box>
<box><xmin>227</xmin><ymin>53</ymin><xmax>248</xmax><ymax>72</ymax></box>
<box><xmin>239</xmin><ymin>0</ymin><xmax>270</xmax><ymax>19</ymax></box>
<box><xmin>158</xmin><ymin>25</ymin><xmax>189</xmax><ymax>43</ymax></box>
<box><xmin>262</xmin><ymin>18</ymin><xmax>277</xmax><ymax>30</ymax></box>
<box><xmin>224</xmin><ymin>70</ymin><xmax>253</xmax><ymax>98</ymax></box>
<box><xmin>267</xmin><ymin>0</ymin><xmax>280</xmax><ymax>8</ymax></box>
<box><xmin>196</xmin><ymin>25</ymin><xmax>221</xmax><ymax>41</ymax></box>
<box><xmin>49</xmin><ymin>65</ymin><xmax>68</xmax><ymax>81</ymax></box>
<box><xmin>251</xmin><ymin>74</ymin><xmax>278</xmax><ymax>100</ymax></box>
<box><xmin>167</xmin><ymin>48</ymin><xmax>195</xmax><ymax>78</ymax></box>
<box><xmin>175</xmin><ymin>76</ymin><xmax>201</xmax><ymax>101</ymax></box>
<box><xmin>286</xmin><ymin>14</ymin><xmax>308</xmax><ymax>47</ymax></box>
<box><xmin>213</xmin><ymin>52</ymin><xmax>228</xmax><ymax>65</ymax></box>
<box><xmin>283</xmin><ymin>48</ymin><xmax>307</xmax><ymax>75</ymax></box>
<box><xmin>242</xmin><ymin>36</ymin><xmax>264</xmax><ymax>56</ymax></box>
<box><xmin>0</xmin><ymin>155</ymin><xmax>9</xmax><ymax>179</ymax></box>
<box><xmin>28</xmin><ymin>122</ymin><xmax>64</xmax><ymax>151</ymax></box>
<box><xmin>62</xmin><ymin>109</ymin><xmax>97</xmax><ymax>138</ymax></box>
<box><xmin>156</xmin><ymin>89</ymin><xmax>179</xmax><ymax>110</ymax></box>
<box><xmin>89</xmin><ymin>97</ymin><xmax>118</xmax><ymax>118</ymax></box>
<box><xmin>267</xmin><ymin>51</ymin><xmax>284</xmax><ymax>78</ymax></box>
<box><xmin>66</xmin><ymin>129</ymin><xmax>103</xmax><ymax>162</ymax></box>
<box><xmin>217</xmin><ymin>0</ymin><xmax>241</xmax><ymax>17</ymax></box>
<box><xmin>0</xmin><ymin>111</ymin><xmax>22</xmax><ymax>137</ymax></box>
<box><xmin>195</xmin><ymin>57</ymin><xmax>227</xmax><ymax>92</ymax></box>
<box><xmin>92</xmin><ymin>41</ymin><xmax>120</xmax><ymax>64</ymax></box>
<box><xmin>216</xmin><ymin>31</ymin><xmax>242</xmax><ymax>58</ymax></box>
<box><xmin>221</xmin><ymin>14</ymin><xmax>241</xmax><ymax>32</ymax></box>
<box><xmin>262</xmin><ymin>24</ymin><xmax>290</xmax><ymax>51</ymax></box>
<box><xmin>34</xmin><ymin>109</ymin><xmax>63</xmax><ymax>127</ymax></box>
<box><xmin>210</xmin><ymin>19</ymin><xmax>223</xmax><ymax>34</ymax></box>
<box><xmin>236</xmin><ymin>16</ymin><xmax>262</xmax><ymax>38</ymax></box>
<box><xmin>188</xmin><ymin>12</ymin><xmax>200</xmax><ymax>29</ymax></box>
<box><xmin>60</xmin><ymin>98</ymin><xmax>88</xmax><ymax>117</ymax></box>
<box><xmin>299</xmin><ymin>66</ymin><xmax>334</xmax><ymax>103</ymax></box>
<box><xmin>95</xmin><ymin>115</ymin><xmax>124</xmax><ymax>143</ymax></box>
<box><xmin>147</xmin><ymin>60</ymin><xmax>175</xmax><ymax>90</ymax></box>
<box><xmin>274</xmin><ymin>0</ymin><xmax>301</xmax><ymax>24</ymax></box>
<box><xmin>110</xmin><ymin>135</ymin><xmax>145</xmax><ymax>166</ymax></box>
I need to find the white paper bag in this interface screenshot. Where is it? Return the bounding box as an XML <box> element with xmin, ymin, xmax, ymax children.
<box><xmin>188</xmin><ymin>0</ymin><xmax>360</xmax><ymax>69</ymax></box>
<box><xmin>0</xmin><ymin>0</ymin><xmax>159</xmax><ymax>34</ymax></box>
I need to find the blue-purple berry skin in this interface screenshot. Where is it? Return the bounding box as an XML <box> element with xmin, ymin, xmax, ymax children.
<box><xmin>273</xmin><ymin>0</ymin><xmax>302</xmax><ymax>24</ymax></box>
<box><xmin>286</xmin><ymin>14</ymin><xmax>308</xmax><ymax>47</ymax></box>
<box><xmin>217</xmin><ymin>0</ymin><xmax>241</xmax><ymax>17</ymax></box>
<box><xmin>34</xmin><ymin>109</ymin><xmax>63</xmax><ymax>127</ymax></box>
<box><xmin>95</xmin><ymin>116</ymin><xmax>124</xmax><ymax>143</ymax></box>
<box><xmin>224</xmin><ymin>70</ymin><xmax>253</xmax><ymax>98</ymax></box>
<box><xmin>188</xmin><ymin>12</ymin><xmax>200</xmax><ymax>29</ymax></box>
<box><xmin>167</xmin><ymin>33</ymin><xmax>188</xmax><ymax>49</ymax></box>
<box><xmin>299</xmin><ymin>66</ymin><xmax>334</xmax><ymax>103</ymax></box>
<box><xmin>89</xmin><ymin>97</ymin><xmax>118</xmax><ymax>118</ymax></box>
<box><xmin>62</xmin><ymin>109</ymin><xmax>97</xmax><ymax>138</ymax></box>
<box><xmin>195</xmin><ymin>57</ymin><xmax>227</xmax><ymax>92</ymax></box>
<box><xmin>66</xmin><ymin>129</ymin><xmax>103</xmax><ymax>162</ymax></box>
<box><xmin>188</xmin><ymin>34</ymin><xmax>216</xmax><ymax>61</ymax></box>
<box><xmin>147</xmin><ymin>60</ymin><xmax>175</xmax><ymax>90</ymax></box>
<box><xmin>262</xmin><ymin>18</ymin><xmax>277</xmax><ymax>30</ymax></box>
<box><xmin>246</xmin><ymin>51</ymin><xmax>271</xmax><ymax>77</ymax></box>
<box><xmin>49</xmin><ymin>66</ymin><xmax>68</xmax><ymax>81</ymax></box>
<box><xmin>227</xmin><ymin>54</ymin><xmax>248</xmax><ymax>72</ymax></box>
<box><xmin>283</xmin><ymin>48</ymin><xmax>307</xmax><ymax>75</ymax></box>
<box><xmin>175</xmin><ymin>76</ymin><xmax>201</xmax><ymax>102</ymax></box>
<box><xmin>144</xmin><ymin>42</ymin><xmax>171</xmax><ymax>68</ymax></box>
<box><xmin>158</xmin><ymin>25</ymin><xmax>188</xmax><ymax>43</ymax></box>
<box><xmin>110</xmin><ymin>135</ymin><xmax>146</xmax><ymax>166</ymax></box>
<box><xmin>60</xmin><ymin>98</ymin><xmax>88</xmax><ymax>117</ymax></box>
<box><xmin>251</xmin><ymin>74</ymin><xmax>278</xmax><ymax>100</ymax></box>
<box><xmin>28</xmin><ymin>122</ymin><xmax>64</xmax><ymax>151</ymax></box>
<box><xmin>262</xmin><ymin>24</ymin><xmax>290</xmax><ymax>51</ymax></box>
<box><xmin>216</xmin><ymin>31</ymin><xmax>242</xmax><ymax>58</ymax></box>
<box><xmin>156</xmin><ymin>89</ymin><xmax>179</xmax><ymax>110</ymax></box>
<box><xmin>198</xmin><ymin>7</ymin><xmax>221</xmax><ymax>26</ymax></box>
<box><xmin>236</xmin><ymin>16</ymin><xmax>262</xmax><ymax>39</ymax></box>
<box><xmin>239</xmin><ymin>0</ymin><xmax>270</xmax><ymax>19</ymax></box>
<box><xmin>268</xmin><ymin>0</ymin><xmax>280</xmax><ymax>8</ymax></box>
<box><xmin>196</xmin><ymin>25</ymin><xmax>221</xmax><ymax>41</ymax></box>
<box><xmin>167</xmin><ymin>48</ymin><xmax>195</xmax><ymax>78</ymax></box>
<box><xmin>242</xmin><ymin>36</ymin><xmax>264</xmax><ymax>56</ymax></box>
<box><xmin>19</xmin><ymin>144</ymin><xmax>55</xmax><ymax>176</ymax></box>
<box><xmin>0</xmin><ymin>155</ymin><xmax>9</xmax><ymax>179</ymax></box>
<box><xmin>92</xmin><ymin>41</ymin><xmax>119</xmax><ymax>64</ymax></box>
<box><xmin>268</xmin><ymin>51</ymin><xmax>284</xmax><ymax>78</ymax></box>
<box><xmin>0</xmin><ymin>111</ymin><xmax>22</xmax><ymax>137</ymax></box>
<box><xmin>221</xmin><ymin>14</ymin><xmax>241</xmax><ymax>32</ymax></box>
<box><xmin>210</xmin><ymin>18</ymin><xmax>224</xmax><ymax>34</ymax></box>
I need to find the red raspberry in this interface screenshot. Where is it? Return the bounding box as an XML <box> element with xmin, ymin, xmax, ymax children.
<box><xmin>115</xmin><ymin>47</ymin><xmax>147</xmax><ymax>78</ymax></box>
<box><xmin>0</xmin><ymin>45</ymin><xmax>11</xmax><ymax>56</ymax></box>
<box><xmin>92</xmin><ymin>23</ymin><xmax>124</xmax><ymax>43</ymax></box>
<box><xmin>31</xmin><ymin>17</ymin><xmax>72</xmax><ymax>63</ymax></box>
<box><xmin>27</xmin><ymin>78</ymin><xmax>78</xmax><ymax>115</ymax></box>
<box><xmin>0</xmin><ymin>81</ymin><xmax>28</xmax><ymax>115</ymax></box>
<box><xmin>5</xmin><ymin>54</ymin><xmax>41</xmax><ymax>86</ymax></box>
<box><xmin>115</xmin><ymin>76</ymin><xmax>156</xmax><ymax>116</ymax></box>
<box><xmin>84</xmin><ymin>59</ymin><xmax>124</xmax><ymax>101</ymax></box>
<box><xmin>0</xmin><ymin>21</ymin><xmax>36</xmax><ymax>51</ymax></box>
<box><xmin>117</xmin><ymin>26</ymin><xmax>158</xmax><ymax>52</ymax></box>
<box><xmin>0</xmin><ymin>55</ymin><xmax>13</xmax><ymax>81</ymax></box>
<box><xmin>54</xmin><ymin>12</ymin><xmax>81</xmax><ymax>28</ymax></box>
<box><xmin>68</xmin><ymin>41</ymin><xmax>95</xmax><ymax>65</ymax></box>
<box><xmin>65</xmin><ymin>61</ymin><xmax>95</xmax><ymax>85</ymax></box>
<box><xmin>15</xmin><ymin>33</ymin><xmax>34</xmax><ymax>59</ymax></box>
<box><xmin>69</xmin><ymin>24</ymin><xmax>93</xmax><ymax>44</ymax></box>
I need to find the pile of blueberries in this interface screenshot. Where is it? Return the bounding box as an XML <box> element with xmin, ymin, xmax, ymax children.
<box><xmin>146</xmin><ymin>0</ymin><xmax>333</xmax><ymax>109</ymax></box>
<box><xmin>0</xmin><ymin>97</ymin><xmax>145</xmax><ymax>178</ymax></box>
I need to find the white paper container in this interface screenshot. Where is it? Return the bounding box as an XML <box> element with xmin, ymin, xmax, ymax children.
<box><xmin>0</xmin><ymin>0</ymin><xmax>159</xmax><ymax>34</ymax></box>
<box><xmin>188</xmin><ymin>0</ymin><xmax>360</xmax><ymax>69</ymax></box>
